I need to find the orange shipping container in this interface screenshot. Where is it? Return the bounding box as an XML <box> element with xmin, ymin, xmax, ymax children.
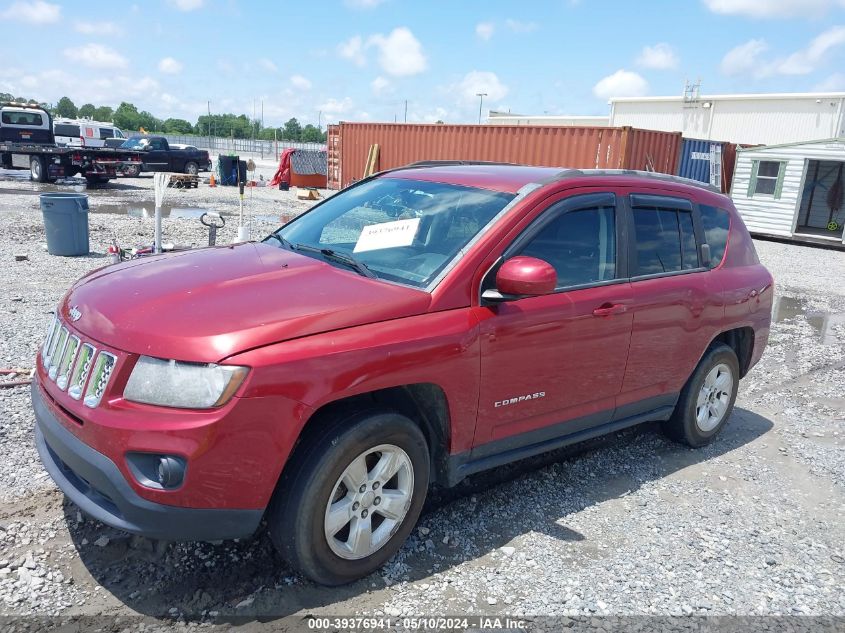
<box><xmin>329</xmin><ymin>122</ymin><xmax>682</xmax><ymax>189</ymax></box>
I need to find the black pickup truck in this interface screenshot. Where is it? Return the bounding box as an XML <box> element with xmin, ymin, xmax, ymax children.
<box><xmin>119</xmin><ymin>136</ymin><xmax>212</xmax><ymax>177</ymax></box>
<box><xmin>0</xmin><ymin>102</ymin><xmax>141</xmax><ymax>185</ymax></box>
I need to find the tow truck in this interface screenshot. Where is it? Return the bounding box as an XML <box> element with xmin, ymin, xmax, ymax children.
<box><xmin>0</xmin><ymin>102</ymin><xmax>141</xmax><ymax>185</ymax></box>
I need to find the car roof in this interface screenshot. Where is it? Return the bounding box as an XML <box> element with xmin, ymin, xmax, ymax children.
<box><xmin>382</xmin><ymin>164</ymin><xmax>562</xmax><ymax>194</ymax></box>
<box><xmin>381</xmin><ymin>163</ymin><xmax>723</xmax><ymax>196</ymax></box>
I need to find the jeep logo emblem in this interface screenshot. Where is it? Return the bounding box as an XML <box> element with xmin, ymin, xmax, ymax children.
<box><xmin>68</xmin><ymin>306</ymin><xmax>82</xmax><ymax>322</ymax></box>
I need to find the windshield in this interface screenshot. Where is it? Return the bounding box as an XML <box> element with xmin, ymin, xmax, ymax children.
<box><xmin>121</xmin><ymin>137</ymin><xmax>148</xmax><ymax>150</ymax></box>
<box><xmin>266</xmin><ymin>177</ymin><xmax>515</xmax><ymax>288</ymax></box>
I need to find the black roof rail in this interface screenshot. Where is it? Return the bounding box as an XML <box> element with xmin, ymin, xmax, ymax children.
<box><xmin>545</xmin><ymin>168</ymin><xmax>722</xmax><ymax>194</ymax></box>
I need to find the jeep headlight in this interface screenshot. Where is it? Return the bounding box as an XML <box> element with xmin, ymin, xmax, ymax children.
<box><xmin>124</xmin><ymin>356</ymin><xmax>248</xmax><ymax>409</ymax></box>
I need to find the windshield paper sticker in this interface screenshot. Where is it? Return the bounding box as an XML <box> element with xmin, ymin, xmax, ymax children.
<box><xmin>353</xmin><ymin>218</ymin><xmax>420</xmax><ymax>253</ymax></box>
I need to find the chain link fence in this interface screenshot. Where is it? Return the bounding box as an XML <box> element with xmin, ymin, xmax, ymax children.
<box><xmin>128</xmin><ymin>132</ymin><xmax>326</xmax><ymax>160</ymax></box>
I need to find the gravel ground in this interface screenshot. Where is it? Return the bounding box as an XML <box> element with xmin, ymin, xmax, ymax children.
<box><xmin>0</xmin><ymin>174</ymin><xmax>843</xmax><ymax>629</ymax></box>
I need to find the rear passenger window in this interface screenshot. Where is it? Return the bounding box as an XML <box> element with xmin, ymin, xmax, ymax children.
<box><xmin>632</xmin><ymin>206</ymin><xmax>699</xmax><ymax>275</ymax></box>
<box><xmin>699</xmin><ymin>204</ymin><xmax>731</xmax><ymax>267</ymax></box>
<box><xmin>518</xmin><ymin>205</ymin><xmax>617</xmax><ymax>288</ymax></box>
<box><xmin>55</xmin><ymin>124</ymin><xmax>80</xmax><ymax>137</ymax></box>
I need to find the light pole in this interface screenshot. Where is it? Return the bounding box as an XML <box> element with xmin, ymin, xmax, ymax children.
<box><xmin>476</xmin><ymin>93</ymin><xmax>487</xmax><ymax>124</ymax></box>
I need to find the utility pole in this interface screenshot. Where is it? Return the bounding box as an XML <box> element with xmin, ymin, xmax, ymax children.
<box><xmin>476</xmin><ymin>93</ymin><xmax>487</xmax><ymax>124</ymax></box>
<box><xmin>318</xmin><ymin>110</ymin><xmax>322</xmax><ymax>130</ymax></box>
<box><xmin>207</xmin><ymin>100</ymin><xmax>211</xmax><ymax>153</ymax></box>
<box><xmin>404</xmin><ymin>99</ymin><xmax>408</xmax><ymax>123</ymax></box>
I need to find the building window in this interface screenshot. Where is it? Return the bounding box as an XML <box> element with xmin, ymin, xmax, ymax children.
<box><xmin>750</xmin><ymin>160</ymin><xmax>785</xmax><ymax>198</ymax></box>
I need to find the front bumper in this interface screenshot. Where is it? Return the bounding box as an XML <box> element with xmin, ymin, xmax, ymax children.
<box><xmin>32</xmin><ymin>380</ymin><xmax>263</xmax><ymax>541</ymax></box>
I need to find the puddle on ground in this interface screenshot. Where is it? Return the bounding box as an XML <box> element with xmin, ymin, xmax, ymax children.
<box><xmin>773</xmin><ymin>296</ymin><xmax>845</xmax><ymax>345</ymax></box>
<box><xmin>91</xmin><ymin>204</ymin><xmax>216</xmax><ymax>220</ymax></box>
<box><xmin>90</xmin><ymin>204</ymin><xmax>287</xmax><ymax>225</ymax></box>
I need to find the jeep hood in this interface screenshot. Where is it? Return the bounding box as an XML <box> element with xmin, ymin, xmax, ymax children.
<box><xmin>60</xmin><ymin>243</ymin><xmax>431</xmax><ymax>363</ymax></box>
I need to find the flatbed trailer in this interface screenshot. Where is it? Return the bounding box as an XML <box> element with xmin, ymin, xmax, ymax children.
<box><xmin>0</xmin><ymin>102</ymin><xmax>141</xmax><ymax>185</ymax></box>
<box><xmin>0</xmin><ymin>141</ymin><xmax>142</xmax><ymax>185</ymax></box>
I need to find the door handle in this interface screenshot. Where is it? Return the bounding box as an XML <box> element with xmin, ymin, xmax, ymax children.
<box><xmin>592</xmin><ymin>303</ymin><xmax>627</xmax><ymax>317</ymax></box>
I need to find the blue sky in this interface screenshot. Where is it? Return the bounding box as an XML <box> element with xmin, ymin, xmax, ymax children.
<box><xmin>1</xmin><ymin>0</ymin><xmax>845</xmax><ymax>127</ymax></box>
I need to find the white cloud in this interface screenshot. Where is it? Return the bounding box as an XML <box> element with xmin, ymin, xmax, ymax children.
<box><xmin>290</xmin><ymin>74</ymin><xmax>312</xmax><ymax>90</ymax></box>
<box><xmin>65</xmin><ymin>43</ymin><xmax>128</xmax><ymax>70</ymax></box>
<box><xmin>816</xmin><ymin>72</ymin><xmax>845</xmax><ymax>91</ymax></box>
<box><xmin>158</xmin><ymin>57</ymin><xmax>183</xmax><ymax>74</ymax></box>
<box><xmin>319</xmin><ymin>97</ymin><xmax>354</xmax><ymax>121</ymax></box>
<box><xmin>73</xmin><ymin>20</ymin><xmax>122</xmax><ymax>36</ymax></box>
<box><xmin>720</xmin><ymin>39</ymin><xmax>769</xmax><ymax>77</ymax></box>
<box><xmin>454</xmin><ymin>70</ymin><xmax>509</xmax><ymax>107</ymax></box>
<box><xmin>258</xmin><ymin>58</ymin><xmax>278</xmax><ymax>72</ymax></box>
<box><xmin>367</xmin><ymin>27</ymin><xmax>427</xmax><ymax>77</ymax></box>
<box><xmin>168</xmin><ymin>0</ymin><xmax>204</xmax><ymax>10</ymax></box>
<box><xmin>504</xmin><ymin>19</ymin><xmax>538</xmax><ymax>33</ymax></box>
<box><xmin>721</xmin><ymin>28</ymin><xmax>845</xmax><ymax>79</ymax></box>
<box><xmin>0</xmin><ymin>0</ymin><xmax>60</xmax><ymax>24</ymax></box>
<box><xmin>344</xmin><ymin>0</ymin><xmax>386</xmax><ymax>7</ymax></box>
<box><xmin>703</xmin><ymin>0</ymin><xmax>840</xmax><ymax>18</ymax></box>
<box><xmin>593</xmin><ymin>69</ymin><xmax>648</xmax><ymax>99</ymax></box>
<box><xmin>338</xmin><ymin>35</ymin><xmax>366</xmax><ymax>67</ymax></box>
<box><xmin>476</xmin><ymin>21</ymin><xmax>495</xmax><ymax>41</ymax></box>
<box><xmin>371</xmin><ymin>75</ymin><xmax>391</xmax><ymax>95</ymax></box>
<box><xmin>636</xmin><ymin>43</ymin><xmax>679</xmax><ymax>70</ymax></box>
<box><xmin>777</xmin><ymin>25</ymin><xmax>845</xmax><ymax>74</ymax></box>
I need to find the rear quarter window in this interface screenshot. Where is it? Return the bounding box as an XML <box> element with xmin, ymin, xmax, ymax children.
<box><xmin>699</xmin><ymin>205</ymin><xmax>731</xmax><ymax>267</ymax></box>
<box><xmin>55</xmin><ymin>124</ymin><xmax>81</xmax><ymax>137</ymax></box>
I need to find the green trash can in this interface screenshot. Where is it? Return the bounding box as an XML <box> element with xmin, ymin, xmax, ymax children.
<box><xmin>40</xmin><ymin>192</ymin><xmax>90</xmax><ymax>256</ymax></box>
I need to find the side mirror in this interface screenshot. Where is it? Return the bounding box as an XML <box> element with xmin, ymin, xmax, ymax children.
<box><xmin>482</xmin><ymin>256</ymin><xmax>557</xmax><ymax>302</ymax></box>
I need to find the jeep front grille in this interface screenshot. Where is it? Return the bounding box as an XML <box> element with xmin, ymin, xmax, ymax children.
<box><xmin>40</xmin><ymin>314</ymin><xmax>118</xmax><ymax>408</ymax></box>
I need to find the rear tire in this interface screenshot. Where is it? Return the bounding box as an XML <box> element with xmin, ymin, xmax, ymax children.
<box><xmin>663</xmin><ymin>343</ymin><xmax>739</xmax><ymax>447</ymax></box>
<box><xmin>184</xmin><ymin>161</ymin><xmax>198</xmax><ymax>176</ymax></box>
<box><xmin>268</xmin><ymin>409</ymin><xmax>429</xmax><ymax>586</ymax></box>
<box><xmin>30</xmin><ymin>156</ymin><xmax>46</xmax><ymax>183</ymax></box>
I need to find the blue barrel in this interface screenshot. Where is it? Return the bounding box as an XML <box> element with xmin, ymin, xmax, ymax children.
<box><xmin>40</xmin><ymin>192</ymin><xmax>90</xmax><ymax>256</ymax></box>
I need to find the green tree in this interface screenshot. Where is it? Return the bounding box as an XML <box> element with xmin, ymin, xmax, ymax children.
<box><xmin>163</xmin><ymin>118</ymin><xmax>193</xmax><ymax>134</ymax></box>
<box><xmin>55</xmin><ymin>96</ymin><xmax>78</xmax><ymax>119</ymax></box>
<box><xmin>282</xmin><ymin>117</ymin><xmax>302</xmax><ymax>141</ymax></box>
<box><xmin>93</xmin><ymin>106</ymin><xmax>114</xmax><ymax>122</ymax></box>
<box><xmin>137</xmin><ymin>110</ymin><xmax>162</xmax><ymax>132</ymax></box>
<box><xmin>300</xmin><ymin>124</ymin><xmax>324</xmax><ymax>143</ymax></box>
<box><xmin>113</xmin><ymin>102</ymin><xmax>140</xmax><ymax>130</ymax></box>
<box><xmin>78</xmin><ymin>103</ymin><xmax>96</xmax><ymax>119</ymax></box>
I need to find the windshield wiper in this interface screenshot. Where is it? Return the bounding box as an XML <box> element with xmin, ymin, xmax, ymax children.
<box><xmin>293</xmin><ymin>243</ymin><xmax>377</xmax><ymax>279</ymax></box>
<box><xmin>266</xmin><ymin>233</ymin><xmax>295</xmax><ymax>250</ymax></box>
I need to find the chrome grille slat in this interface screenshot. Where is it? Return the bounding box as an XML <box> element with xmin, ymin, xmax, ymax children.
<box><xmin>68</xmin><ymin>343</ymin><xmax>95</xmax><ymax>401</ymax></box>
<box><xmin>48</xmin><ymin>327</ymin><xmax>69</xmax><ymax>381</ymax></box>
<box><xmin>84</xmin><ymin>352</ymin><xmax>117</xmax><ymax>408</ymax></box>
<box><xmin>41</xmin><ymin>316</ymin><xmax>59</xmax><ymax>365</ymax></box>
<box><xmin>56</xmin><ymin>335</ymin><xmax>80</xmax><ymax>391</ymax></box>
<box><xmin>43</xmin><ymin>317</ymin><xmax>62</xmax><ymax>367</ymax></box>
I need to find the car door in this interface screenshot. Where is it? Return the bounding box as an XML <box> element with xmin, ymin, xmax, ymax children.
<box><xmin>616</xmin><ymin>193</ymin><xmax>724</xmax><ymax>416</ymax></box>
<box><xmin>473</xmin><ymin>192</ymin><xmax>634</xmax><ymax>451</ymax></box>
<box><xmin>144</xmin><ymin>138</ymin><xmax>170</xmax><ymax>171</ymax></box>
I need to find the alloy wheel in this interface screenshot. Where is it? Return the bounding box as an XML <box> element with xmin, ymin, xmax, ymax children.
<box><xmin>324</xmin><ymin>444</ymin><xmax>414</xmax><ymax>560</ymax></box>
<box><xmin>695</xmin><ymin>363</ymin><xmax>733</xmax><ymax>432</ymax></box>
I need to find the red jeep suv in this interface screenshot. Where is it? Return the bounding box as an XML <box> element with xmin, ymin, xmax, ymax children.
<box><xmin>33</xmin><ymin>164</ymin><xmax>772</xmax><ymax>585</ymax></box>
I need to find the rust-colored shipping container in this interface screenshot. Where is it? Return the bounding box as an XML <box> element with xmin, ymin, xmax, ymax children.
<box><xmin>328</xmin><ymin>122</ymin><xmax>682</xmax><ymax>189</ymax></box>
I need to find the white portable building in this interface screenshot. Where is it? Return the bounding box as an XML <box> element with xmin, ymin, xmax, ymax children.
<box><xmin>730</xmin><ymin>138</ymin><xmax>845</xmax><ymax>245</ymax></box>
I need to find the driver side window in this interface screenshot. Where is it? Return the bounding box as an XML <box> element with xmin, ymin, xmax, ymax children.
<box><xmin>517</xmin><ymin>202</ymin><xmax>617</xmax><ymax>289</ymax></box>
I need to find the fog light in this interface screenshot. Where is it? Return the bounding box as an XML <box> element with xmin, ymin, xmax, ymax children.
<box><xmin>157</xmin><ymin>456</ymin><xmax>183</xmax><ymax>488</ymax></box>
<box><xmin>126</xmin><ymin>453</ymin><xmax>186</xmax><ymax>490</ymax></box>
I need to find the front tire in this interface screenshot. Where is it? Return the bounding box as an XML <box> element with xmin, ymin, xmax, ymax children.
<box><xmin>268</xmin><ymin>410</ymin><xmax>429</xmax><ymax>585</ymax></box>
<box><xmin>184</xmin><ymin>161</ymin><xmax>198</xmax><ymax>176</ymax></box>
<box><xmin>663</xmin><ymin>343</ymin><xmax>740</xmax><ymax>447</ymax></box>
<box><xmin>123</xmin><ymin>164</ymin><xmax>141</xmax><ymax>177</ymax></box>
